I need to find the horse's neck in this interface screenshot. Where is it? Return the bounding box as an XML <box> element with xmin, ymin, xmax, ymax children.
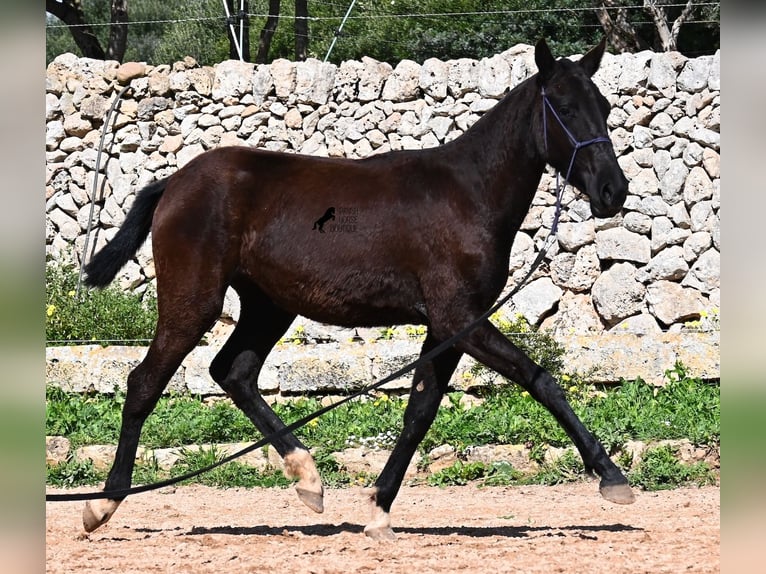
<box><xmin>446</xmin><ymin>79</ymin><xmax>546</xmax><ymax>224</ymax></box>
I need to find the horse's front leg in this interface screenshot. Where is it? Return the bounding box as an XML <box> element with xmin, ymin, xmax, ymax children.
<box><xmin>453</xmin><ymin>320</ymin><xmax>635</xmax><ymax>504</ymax></box>
<box><xmin>365</xmin><ymin>334</ymin><xmax>462</xmax><ymax>540</ymax></box>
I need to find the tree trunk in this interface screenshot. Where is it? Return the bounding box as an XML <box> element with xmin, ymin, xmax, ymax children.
<box><xmin>46</xmin><ymin>0</ymin><xmax>105</xmax><ymax>60</ymax></box>
<box><xmin>594</xmin><ymin>0</ymin><xmax>644</xmax><ymax>53</ymax></box>
<box><xmin>644</xmin><ymin>0</ymin><xmax>696</xmax><ymax>52</ymax></box>
<box><xmin>107</xmin><ymin>0</ymin><xmax>129</xmax><ymax>62</ymax></box>
<box><xmin>256</xmin><ymin>0</ymin><xmax>281</xmax><ymax>63</ymax></box>
<box><xmin>294</xmin><ymin>0</ymin><xmax>309</xmax><ymax>61</ymax></box>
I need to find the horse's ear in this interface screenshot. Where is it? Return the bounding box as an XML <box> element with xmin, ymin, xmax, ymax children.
<box><xmin>535</xmin><ymin>38</ymin><xmax>556</xmax><ymax>84</ymax></box>
<box><xmin>578</xmin><ymin>37</ymin><xmax>607</xmax><ymax>77</ymax></box>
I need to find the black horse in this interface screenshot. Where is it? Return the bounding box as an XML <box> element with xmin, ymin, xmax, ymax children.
<box><xmin>81</xmin><ymin>38</ymin><xmax>632</xmax><ymax>540</ymax></box>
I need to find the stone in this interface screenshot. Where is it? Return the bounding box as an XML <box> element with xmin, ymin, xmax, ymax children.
<box><xmin>448</xmin><ymin>58</ymin><xmax>479</xmax><ymax>97</ymax></box>
<box><xmin>556</xmin><ymin>221</ymin><xmax>595</xmax><ymax>252</ymax></box>
<box><xmin>595</xmin><ymin>227</ymin><xmax>651</xmax><ymax>264</ymax></box>
<box><xmin>358</xmin><ymin>57</ymin><xmax>392</xmax><ymax>102</ymax></box>
<box><xmin>465</xmin><ymin>444</ymin><xmax>539</xmax><ymax>474</ymax></box>
<box><xmin>420</xmin><ymin>58</ymin><xmax>449</xmax><ymax>100</ymax></box>
<box><xmin>212</xmin><ymin>59</ymin><xmax>255</xmax><ymax>101</ymax></box>
<box><xmin>382</xmin><ymin>59</ymin><xmax>421</xmax><ymax>102</ymax></box>
<box><xmin>295</xmin><ymin>58</ymin><xmax>336</xmax><ymax>105</ymax></box>
<box><xmin>612</xmin><ymin>313</ymin><xmax>662</xmax><ymax>334</ymax></box>
<box><xmin>591</xmin><ymin>262</ymin><xmax>646</xmax><ymax>327</ymax></box>
<box><xmin>646</xmin><ymin>280</ymin><xmax>705</xmax><ymax>325</ymax></box>
<box><xmin>623</xmin><ymin>211</ymin><xmax>652</xmax><ymax>235</ymax></box>
<box><xmin>658</xmin><ymin>159</ymin><xmax>689</xmax><ymax>204</ymax></box>
<box><xmin>682</xmin><ymin>248</ymin><xmax>720</xmax><ymax>293</ymax></box>
<box><xmin>636</xmin><ymin>246</ymin><xmax>689</xmax><ymax>283</ymax></box>
<box><xmin>540</xmin><ymin>291</ymin><xmax>603</xmax><ymax>335</ymax></box>
<box><xmin>46</xmin><ymin>436</ymin><xmax>71</xmax><ymax>466</ymax></box>
<box><xmin>629</xmin><ymin>168</ymin><xmax>659</xmax><ymax>198</ymax></box>
<box><xmin>683</xmin><ymin>232</ymin><xmax>712</xmax><ymax>262</ymax></box>
<box><xmin>335</xmin><ymin>447</ymin><xmax>420</xmax><ymax>480</ymax></box>
<box><xmin>683</xmin><ymin>166</ymin><xmax>714</xmax><ymax>204</ymax></box>
<box><xmin>478</xmin><ymin>53</ymin><xmax>512</xmax><ymax>98</ymax></box>
<box><xmin>116</xmin><ymin>61</ymin><xmax>146</xmax><ymax>84</ymax></box>
<box><xmin>511</xmin><ymin>277</ymin><xmax>563</xmax><ymax>325</ymax></box>
<box><xmin>677</xmin><ymin>57</ymin><xmax>711</xmax><ymax>93</ymax></box>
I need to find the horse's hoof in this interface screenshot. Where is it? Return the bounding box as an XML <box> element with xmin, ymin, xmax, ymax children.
<box><xmin>599</xmin><ymin>481</ymin><xmax>636</xmax><ymax>505</ymax></box>
<box><xmin>284</xmin><ymin>449</ymin><xmax>324</xmax><ymax>514</ymax></box>
<box><xmin>82</xmin><ymin>499</ymin><xmax>121</xmax><ymax>533</ymax></box>
<box><xmin>364</xmin><ymin>524</ymin><xmax>396</xmax><ymax>541</ymax></box>
<box><xmin>295</xmin><ymin>486</ymin><xmax>324</xmax><ymax>514</ymax></box>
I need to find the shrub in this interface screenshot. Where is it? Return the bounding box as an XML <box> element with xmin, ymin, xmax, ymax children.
<box><xmin>628</xmin><ymin>444</ymin><xmax>717</xmax><ymax>490</ymax></box>
<box><xmin>471</xmin><ymin>312</ymin><xmax>566</xmax><ymax>383</ymax></box>
<box><xmin>46</xmin><ymin>260</ymin><xmax>157</xmax><ymax>345</ymax></box>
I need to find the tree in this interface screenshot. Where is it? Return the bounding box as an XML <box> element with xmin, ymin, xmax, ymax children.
<box><xmin>594</xmin><ymin>0</ymin><xmax>646</xmax><ymax>53</ymax></box>
<box><xmin>46</xmin><ymin>0</ymin><xmax>129</xmax><ymax>62</ymax></box>
<box><xmin>255</xmin><ymin>0</ymin><xmax>309</xmax><ymax>63</ymax></box>
<box><xmin>256</xmin><ymin>0</ymin><xmax>281</xmax><ymax>63</ymax></box>
<box><xmin>294</xmin><ymin>0</ymin><xmax>308</xmax><ymax>61</ymax></box>
<box><xmin>643</xmin><ymin>0</ymin><xmax>695</xmax><ymax>52</ymax></box>
<box><xmin>593</xmin><ymin>0</ymin><xmax>713</xmax><ymax>54</ymax></box>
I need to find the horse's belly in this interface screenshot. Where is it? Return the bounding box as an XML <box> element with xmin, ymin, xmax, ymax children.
<box><xmin>253</xmin><ymin>264</ymin><xmax>424</xmax><ymax>327</ymax></box>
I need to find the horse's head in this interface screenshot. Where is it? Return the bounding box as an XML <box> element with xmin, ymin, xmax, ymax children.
<box><xmin>535</xmin><ymin>38</ymin><xmax>628</xmax><ymax>219</ymax></box>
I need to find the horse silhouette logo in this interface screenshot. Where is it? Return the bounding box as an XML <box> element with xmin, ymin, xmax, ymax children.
<box><xmin>312</xmin><ymin>207</ymin><xmax>335</xmax><ymax>233</ymax></box>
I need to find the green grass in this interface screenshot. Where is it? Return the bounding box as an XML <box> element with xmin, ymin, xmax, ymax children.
<box><xmin>46</xmin><ymin>364</ymin><xmax>719</xmax><ymax>491</ymax></box>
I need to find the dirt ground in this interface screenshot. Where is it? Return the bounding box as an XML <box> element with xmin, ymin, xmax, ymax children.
<box><xmin>46</xmin><ymin>481</ymin><xmax>719</xmax><ymax>574</ymax></box>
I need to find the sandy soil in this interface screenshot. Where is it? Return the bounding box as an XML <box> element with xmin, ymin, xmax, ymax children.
<box><xmin>46</xmin><ymin>481</ymin><xmax>719</xmax><ymax>573</ymax></box>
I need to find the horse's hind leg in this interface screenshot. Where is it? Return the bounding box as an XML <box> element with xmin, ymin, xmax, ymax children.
<box><xmin>452</xmin><ymin>320</ymin><xmax>635</xmax><ymax>505</ymax></box>
<box><xmin>209</xmin><ymin>286</ymin><xmax>324</xmax><ymax>513</ymax></box>
<box><xmin>365</xmin><ymin>333</ymin><xmax>462</xmax><ymax>540</ymax></box>
<box><xmin>82</xmin><ymin>297</ymin><xmax>224</xmax><ymax>532</ymax></box>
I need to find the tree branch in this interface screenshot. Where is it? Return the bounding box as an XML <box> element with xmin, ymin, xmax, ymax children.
<box><xmin>594</xmin><ymin>0</ymin><xmax>643</xmax><ymax>53</ymax></box>
<box><xmin>46</xmin><ymin>0</ymin><xmax>105</xmax><ymax>59</ymax></box>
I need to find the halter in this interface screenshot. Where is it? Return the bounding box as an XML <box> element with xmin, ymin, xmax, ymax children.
<box><xmin>541</xmin><ymin>87</ymin><xmax>612</xmax><ymax>233</ymax></box>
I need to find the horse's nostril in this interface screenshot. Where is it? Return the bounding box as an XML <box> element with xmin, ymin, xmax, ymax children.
<box><xmin>601</xmin><ymin>182</ymin><xmax>613</xmax><ymax>204</ymax></box>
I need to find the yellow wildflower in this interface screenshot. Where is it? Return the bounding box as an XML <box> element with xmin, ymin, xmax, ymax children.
<box><xmin>46</xmin><ymin>305</ymin><xmax>55</xmax><ymax>317</ymax></box>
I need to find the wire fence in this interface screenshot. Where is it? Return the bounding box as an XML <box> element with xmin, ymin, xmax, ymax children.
<box><xmin>45</xmin><ymin>3</ymin><xmax>721</xmax><ymax>29</ymax></box>
<box><xmin>45</xmin><ymin>1</ymin><xmax>720</xmax><ymax>64</ymax></box>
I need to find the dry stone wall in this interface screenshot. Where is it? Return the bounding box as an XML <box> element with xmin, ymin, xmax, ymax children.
<box><xmin>45</xmin><ymin>46</ymin><xmax>720</xmax><ymax>393</ymax></box>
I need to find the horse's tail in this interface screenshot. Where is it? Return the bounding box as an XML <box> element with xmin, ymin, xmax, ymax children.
<box><xmin>83</xmin><ymin>177</ymin><xmax>168</xmax><ymax>288</ymax></box>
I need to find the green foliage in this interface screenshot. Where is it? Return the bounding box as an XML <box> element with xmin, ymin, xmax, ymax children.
<box><xmin>46</xmin><ymin>261</ymin><xmax>157</xmax><ymax>345</ymax></box>
<box><xmin>46</xmin><ymin>362</ymin><xmax>719</xmax><ymax>489</ymax></box>
<box><xmin>427</xmin><ymin>459</ymin><xmax>522</xmax><ymax>487</ymax></box>
<box><xmin>47</xmin><ymin>457</ymin><xmax>106</xmax><ymax>488</ymax></box>
<box><xmin>476</xmin><ymin>312</ymin><xmax>566</xmax><ymax>378</ymax></box>
<box><xmin>522</xmin><ymin>449</ymin><xmax>584</xmax><ymax>486</ymax></box>
<box><xmin>628</xmin><ymin>444</ymin><xmax>717</xmax><ymax>491</ymax></box>
<box><xmin>46</xmin><ymin>0</ymin><xmax>720</xmax><ymax>67</ymax></box>
<box><xmin>427</xmin><ymin>460</ymin><xmax>491</xmax><ymax>486</ymax></box>
<box><xmin>576</xmin><ymin>366</ymin><xmax>720</xmax><ymax>452</ymax></box>
<box><xmin>45</xmin><ymin>385</ymin><xmax>125</xmax><ymax>448</ymax></box>
<box><xmin>172</xmin><ymin>446</ymin><xmax>292</xmax><ymax>488</ymax></box>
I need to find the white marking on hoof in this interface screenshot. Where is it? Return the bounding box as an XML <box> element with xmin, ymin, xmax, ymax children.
<box><xmin>363</xmin><ymin>488</ymin><xmax>396</xmax><ymax>541</ymax></box>
<box><xmin>600</xmin><ymin>482</ymin><xmax>636</xmax><ymax>505</ymax></box>
<box><xmin>283</xmin><ymin>449</ymin><xmax>324</xmax><ymax>514</ymax></box>
<box><xmin>82</xmin><ymin>498</ymin><xmax>122</xmax><ymax>533</ymax></box>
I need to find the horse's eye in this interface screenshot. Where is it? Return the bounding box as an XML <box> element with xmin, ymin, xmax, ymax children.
<box><xmin>558</xmin><ymin>105</ymin><xmax>572</xmax><ymax>117</ymax></box>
